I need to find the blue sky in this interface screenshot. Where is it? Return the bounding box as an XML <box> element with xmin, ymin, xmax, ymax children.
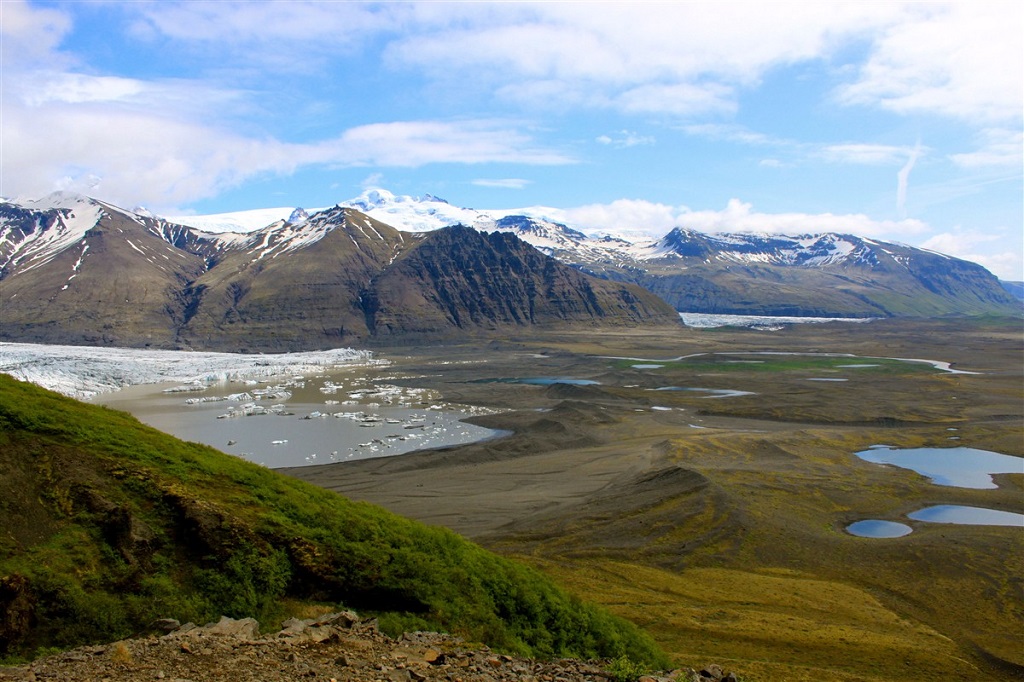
<box><xmin>2</xmin><ymin>1</ymin><xmax>1022</xmax><ymax>279</ymax></box>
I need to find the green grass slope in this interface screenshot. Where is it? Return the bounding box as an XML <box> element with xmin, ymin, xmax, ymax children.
<box><xmin>0</xmin><ymin>375</ymin><xmax>667</xmax><ymax>666</ymax></box>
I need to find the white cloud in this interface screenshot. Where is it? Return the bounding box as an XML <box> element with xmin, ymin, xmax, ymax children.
<box><xmin>124</xmin><ymin>1</ymin><xmax>404</xmax><ymax>63</ymax></box>
<box><xmin>922</xmin><ymin>229</ymin><xmax>1022</xmax><ymax>280</ymax></box>
<box><xmin>330</xmin><ymin>120</ymin><xmax>572</xmax><ymax>168</ymax></box>
<box><xmin>676</xmin><ymin>199</ymin><xmax>931</xmax><ymax>239</ymax></box>
<box><xmin>896</xmin><ymin>140</ymin><xmax>924</xmax><ymax>217</ymax></box>
<box><xmin>836</xmin><ymin>3</ymin><xmax>1023</xmax><ymax>124</ymax></box>
<box><xmin>682</xmin><ymin>123</ymin><xmax>779</xmax><ymax>146</ymax></box>
<box><xmin>614</xmin><ymin>83</ymin><xmax>736</xmax><ymax>117</ymax></box>
<box><xmin>596</xmin><ymin>131</ymin><xmax>655</xmax><ymax>148</ymax></box>
<box><xmin>950</xmin><ymin>129</ymin><xmax>1024</xmax><ymax>168</ymax></box>
<box><xmin>472</xmin><ymin>179</ymin><xmax>532</xmax><ymax>189</ymax></box>
<box><xmin>822</xmin><ymin>143</ymin><xmax>919</xmax><ymax>165</ymax></box>
<box><xmin>77</xmin><ymin>2</ymin><xmax>1021</xmax><ymax>129</ymax></box>
<box><xmin>561</xmin><ymin>199</ymin><xmax>687</xmax><ymax>238</ymax></box>
<box><xmin>557</xmin><ymin>198</ymin><xmax>931</xmax><ymax>242</ymax></box>
<box><xmin>1</xmin><ymin>87</ymin><xmax>572</xmax><ymax>209</ymax></box>
<box><xmin>0</xmin><ymin>0</ymin><xmax>72</xmax><ymax>69</ymax></box>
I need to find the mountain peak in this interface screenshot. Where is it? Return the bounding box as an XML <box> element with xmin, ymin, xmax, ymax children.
<box><xmin>287</xmin><ymin>207</ymin><xmax>310</xmax><ymax>225</ymax></box>
<box><xmin>24</xmin><ymin>191</ymin><xmax>97</xmax><ymax>211</ymax></box>
<box><xmin>350</xmin><ymin>188</ymin><xmax>397</xmax><ymax>210</ymax></box>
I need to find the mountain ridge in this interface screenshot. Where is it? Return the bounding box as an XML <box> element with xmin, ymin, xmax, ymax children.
<box><xmin>0</xmin><ymin>195</ymin><xmax>680</xmax><ymax>351</ymax></box>
<box><xmin>167</xmin><ymin>190</ymin><xmax>1019</xmax><ymax>316</ymax></box>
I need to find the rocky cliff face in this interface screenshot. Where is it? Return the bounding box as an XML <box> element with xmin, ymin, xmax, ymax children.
<box><xmin>364</xmin><ymin>225</ymin><xmax>678</xmax><ymax>340</ymax></box>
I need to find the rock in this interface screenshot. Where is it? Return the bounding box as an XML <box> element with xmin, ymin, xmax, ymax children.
<box><xmin>151</xmin><ymin>618</ymin><xmax>181</xmax><ymax>633</ymax></box>
<box><xmin>205</xmin><ymin>616</ymin><xmax>260</xmax><ymax>640</ymax></box>
<box><xmin>699</xmin><ymin>664</ymin><xmax>724</xmax><ymax>679</ymax></box>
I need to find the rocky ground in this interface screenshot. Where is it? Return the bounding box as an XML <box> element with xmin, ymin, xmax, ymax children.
<box><xmin>0</xmin><ymin>614</ymin><xmax>736</xmax><ymax>682</ymax></box>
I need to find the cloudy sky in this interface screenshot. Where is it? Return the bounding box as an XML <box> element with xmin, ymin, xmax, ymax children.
<box><xmin>2</xmin><ymin>1</ymin><xmax>1021</xmax><ymax>279</ymax></box>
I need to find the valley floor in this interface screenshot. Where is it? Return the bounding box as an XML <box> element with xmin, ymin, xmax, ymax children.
<box><xmin>280</xmin><ymin>318</ymin><xmax>1024</xmax><ymax>682</ymax></box>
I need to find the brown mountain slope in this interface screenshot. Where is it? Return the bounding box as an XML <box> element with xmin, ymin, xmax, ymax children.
<box><xmin>179</xmin><ymin>208</ymin><xmax>414</xmax><ymax>351</ymax></box>
<box><xmin>363</xmin><ymin>225</ymin><xmax>680</xmax><ymax>341</ymax></box>
<box><xmin>0</xmin><ymin>200</ymin><xmax>206</xmax><ymax>347</ymax></box>
<box><xmin>2</xmin><ymin>199</ymin><xmax>680</xmax><ymax>351</ymax></box>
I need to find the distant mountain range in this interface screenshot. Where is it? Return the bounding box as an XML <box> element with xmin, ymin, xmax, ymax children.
<box><xmin>0</xmin><ymin>193</ymin><xmax>677</xmax><ymax>351</ymax></box>
<box><xmin>1</xmin><ymin>190</ymin><xmax>1018</xmax><ymax>350</ymax></box>
<box><xmin>172</xmin><ymin>189</ymin><xmax>1021</xmax><ymax>318</ymax></box>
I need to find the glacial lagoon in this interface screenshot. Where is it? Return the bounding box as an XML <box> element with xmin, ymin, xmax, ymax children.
<box><xmin>94</xmin><ymin>371</ymin><xmax>502</xmax><ymax>469</ymax></box>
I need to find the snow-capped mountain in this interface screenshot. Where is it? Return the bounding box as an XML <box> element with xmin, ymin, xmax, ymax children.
<box><xmin>0</xmin><ymin>193</ymin><xmax>209</xmax><ymax>347</ymax></box>
<box><xmin>2</xmin><ymin>189</ymin><xmax>1018</xmax><ymax>352</ymax></box>
<box><xmin>0</xmin><ymin>193</ymin><xmax>678</xmax><ymax>350</ymax></box>
<box><xmin>318</xmin><ymin>191</ymin><xmax>1017</xmax><ymax>317</ymax></box>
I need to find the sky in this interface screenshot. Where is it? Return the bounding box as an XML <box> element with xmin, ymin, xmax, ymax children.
<box><xmin>1</xmin><ymin>1</ymin><xmax>1022</xmax><ymax>280</ymax></box>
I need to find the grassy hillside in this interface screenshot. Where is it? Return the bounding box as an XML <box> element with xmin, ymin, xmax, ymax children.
<box><xmin>0</xmin><ymin>374</ymin><xmax>667</xmax><ymax>666</ymax></box>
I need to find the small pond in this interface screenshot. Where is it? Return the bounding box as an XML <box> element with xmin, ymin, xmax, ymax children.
<box><xmin>908</xmin><ymin>505</ymin><xmax>1024</xmax><ymax>527</ymax></box>
<box><xmin>652</xmin><ymin>387</ymin><xmax>754</xmax><ymax>399</ymax></box>
<box><xmin>855</xmin><ymin>446</ymin><xmax>1023</xmax><ymax>489</ymax></box>
<box><xmin>846</xmin><ymin>520</ymin><xmax>913</xmax><ymax>538</ymax></box>
<box><xmin>473</xmin><ymin>377</ymin><xmax>600</xmax><ymax>386</ymax></box>
<box><xmin>846</xmin><ymin>446</ymin><xmax>1024</xmax><ymax>537</ymax></box>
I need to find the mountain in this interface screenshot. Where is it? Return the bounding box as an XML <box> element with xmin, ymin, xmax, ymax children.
<box><xmin>0</xmin><ymin>373</ymin><xmax>667</xmax><ymax>665</ymax></box>
<box><xmin>362</xmin><ymin>224</ymin><xmax>675</xmax><ymax>340</ymax></box>
<box><xmin>304</xmin><ymin>191</ymin><xmax>1019</xmax><ymax>319</ymax></box>
<box><xmin>179</xmin><ymin>206</ymin><xmax>414</xmax><ymax>351</ymax></box>
<box><xmin>617</xmin><ymin>228</ymin><xmax>1021</xmax><ymax>317</ymax></box>
<box><xmin>0</xmin><ymin>193</ymin><xmax>208</xmax><ymax>347</ymax></box>
<box><xmin>1</xmin><ymin>195</ymin><xmax>679</xmax><ymax>351</ymax></box>
<box><xmin>1001</xmin><ymin>281</ymin><xmax>1024</xmax><ymax>302</ymax></box>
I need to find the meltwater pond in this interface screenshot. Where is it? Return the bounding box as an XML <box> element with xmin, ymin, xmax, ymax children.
<box><xmin>846</xmin><ymin>520</ymin><xmax>913</xmax><ymax>538</ymax></box>
<box><xmin>855</xmin><ymin>446</ymin><xmax>1023</xmax><ymax>489</ymax></box>
<box><xmin>908</xmin><ymin>505</ymin><xmax>1024</xmax><ymax>527</ymax></box>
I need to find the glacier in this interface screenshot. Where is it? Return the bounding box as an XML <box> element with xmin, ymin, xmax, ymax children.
<box><xmin>0</xmin><ymin>342</ymin><xmax>381</xmax><ymax>399</ymax></box>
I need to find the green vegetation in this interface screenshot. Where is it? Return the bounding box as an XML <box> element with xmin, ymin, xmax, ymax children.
<box><xmin>605</xmin><ymin>654</ymin><xmax>652</xmax><ymax>682</ymax></box>
<box><xmin>0</xmin><ymin>374</ymin><xmax>668</xmax><ymax>667</ymax></box>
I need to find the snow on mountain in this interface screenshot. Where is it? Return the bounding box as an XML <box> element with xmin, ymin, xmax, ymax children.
<box><xmin>162</xmin><ymin>189</ymin><xmax>910</xmax><ymax>273</ymax></box>
<box><xmin>345</xmin><ymin>188</ymin><xmax>493</xmax><ymax>232</ymax></box>
<box><xmin>0</xmin><ymin>192</ymin><xmax>105</xmax><ymax>275</ymax></box>
<box><xmin>167</xmin><ymin>206</ymin><xmax>302</xmax><ymax>234</ymax></box>
<box><xmin>646</xmin><ymin>227</ymin><xmax>881</xmax><ymax>268</ymax></box>
<box><xmin>287</xmin><ymin>207</ymin><xmax>310</xmax><ymax>225</ymax></box>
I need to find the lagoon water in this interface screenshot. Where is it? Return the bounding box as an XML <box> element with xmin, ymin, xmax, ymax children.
<box><xmin>94</xmin><ymin>371</ymin><xmax>500</xmax><ymax>469</ymax></box>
